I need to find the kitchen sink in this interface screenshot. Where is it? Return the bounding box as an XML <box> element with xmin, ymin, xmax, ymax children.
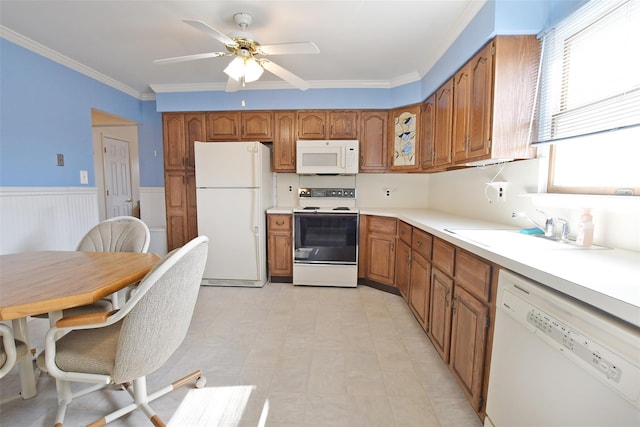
<box><xmin>444</xmin><ymin>229</ymin><xmax>610</xmax><ymax>251</ymax></box>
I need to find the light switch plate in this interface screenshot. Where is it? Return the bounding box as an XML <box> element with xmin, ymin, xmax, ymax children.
<box><xmin>80</xmin><ymin>170</ymin><xmax>88</xmax><ymax>184</ymax></box>
<box><xmin>56</xmin><ymin>153</ymin><xmax>64</xmax><ymax>166</ymax></box>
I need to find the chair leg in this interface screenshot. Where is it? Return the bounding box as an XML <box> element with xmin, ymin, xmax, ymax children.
<box><xmin>87</xmin><ymin>371</ymin><xmax>202</xmax><ymax>426</ymax></box>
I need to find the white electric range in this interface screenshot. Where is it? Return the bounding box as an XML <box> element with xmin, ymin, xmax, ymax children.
<box><xmin>292</xmin><ymin>188</ymin><xmax>359</xmax><ymax>287</ymax></box>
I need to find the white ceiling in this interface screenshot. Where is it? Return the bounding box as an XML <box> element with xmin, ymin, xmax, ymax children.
<box><xmin>0</xmin><ymin>0</ymin><xmax>486</xmax><ymax>98</ymax></box>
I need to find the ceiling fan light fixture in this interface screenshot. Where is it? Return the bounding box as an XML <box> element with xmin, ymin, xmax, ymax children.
<box><xmin>224</xmin><ymin>55</ymin><xmax>264</xmax><ymax>83</ymax></box>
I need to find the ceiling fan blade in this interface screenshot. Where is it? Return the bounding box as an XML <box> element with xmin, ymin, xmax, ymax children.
<box><xmin>258</xmin><ymin>42</ymin><xmax>320</xmax><ymax>56</ymax></box>
<box><xmin>183</xmin><ymin>19</ymin><xmax>238</xmax><ymax>47</ymax></box>
<box><xmin>261</xmin><ymin>60</ymin><xmax>311</xmax><ymax>91</ymax></box>
<box><xmin>154</xmin><ymin>52</ymin><xmax>227</xmax><ymax>64</ymax></box>
<box><xmin>225</xmin><ymin>76</ymin><xmax>242</xmax><ymax>92</ymax></box>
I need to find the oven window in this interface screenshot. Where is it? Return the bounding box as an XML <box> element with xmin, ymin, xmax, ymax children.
<box><xmin>294</xmin><ymin>213</ymin><xmax>358</xmax><ymax>264</ymax></box>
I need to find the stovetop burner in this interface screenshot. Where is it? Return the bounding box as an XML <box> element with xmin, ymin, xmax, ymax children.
<box><xmin>303</xmin><ymin>206</ymin><xmax>320</xmax><ymax>210</ymax></box>
<box><xmin>333</xmin><ymin>207</ymin><xmax>351</xmax><ymax>211</ymax></box>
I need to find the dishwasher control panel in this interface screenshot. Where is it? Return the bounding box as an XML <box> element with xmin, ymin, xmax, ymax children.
<box><xmin>526</xmin><ymin>308</ymin><xmax>621</xmax><ymax>382</ymax></box>
<box><xmin>498</xmin><ymin>270</ymin><xmax>640</xmax><ymax>407</ymax></box>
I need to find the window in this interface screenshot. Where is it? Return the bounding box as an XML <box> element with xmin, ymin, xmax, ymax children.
<box><xmin>537</xmin><ymin>0</ymin><xmax>640</xmax><ymax>195</ymax></box>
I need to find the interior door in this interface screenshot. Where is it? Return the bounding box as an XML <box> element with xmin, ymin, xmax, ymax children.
<box><xmin>102</xmin><ymin>136</ymin><xmax>132</xmax><ymax>217</ymax></box>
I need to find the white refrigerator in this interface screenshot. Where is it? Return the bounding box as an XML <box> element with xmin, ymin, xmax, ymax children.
<box><xmin>194</xmin><ymin>141</ymin><xmax>273</xmax><ymax>287</ymax></box>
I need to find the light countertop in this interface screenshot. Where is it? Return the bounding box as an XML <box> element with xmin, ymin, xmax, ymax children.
<box><xmin>268</xmin><ymin>207</ymin><xmax>640</xmax><ymax>327</ymax></box>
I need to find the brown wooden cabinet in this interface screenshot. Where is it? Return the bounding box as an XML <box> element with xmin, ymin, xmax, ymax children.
<box><xmin>267</xmin><ymin>214</ymin><xmax>293</xmax><ymax>278</ymax></box>
<box><xmin>395</xmin><ymin>222</ymin><xmax>412</xmax><ymax>300</ymax></box>
<box><xmin>242</xmin><ymin>111</ymin><xmax>273</xmax><ymax>140</ymax></box>
<box><xmin>408</xmin><ymin>228</ymin><xmax>433</xmax><ymax>330</ymax></box>
<box><xmin>450</xmin><ymin>285</ymin><xmax>489</xmax><ymax>412</ymax></box>
<box><xmin>433</xmin><ymin>79</ymin><xmax>454</xmax><ymax>168</ymax></box>
<box><xmin>429</xmin><ymin>266</ymin><xmax>454</xmax><ymax>362</ymax></box>
<box><xmin>329</xmin><ymin>111</ymin><xmax>358</xmax><ymax>139</ymax></box>
<box><xmin>297</xmin><ymin>111</ymin><xmax>327</xmax><ymax>139</ymax></box>
<box><xmin>364</xmin><ymin>216</ymin><xmax>397</xmax><ymax>286</ymax></box>
<box><xmin>420</xmin><ymin>95</ymin><xmax>436</xmax><ymax>170</ymax></box>
<box><xmin>162</xmin><ymin>113</ymin><xmax>203</xmax><ymax>251</ymax></box>
<box><xmin>206</xmin><ymin>111</ymin><xmax>240</xmax><ymax>141</ymax></box>
<box><xmin>359</xmin><ymin>111</ymin><xmax>388</xmax><ymax>172</ymax></box>
<box><xmin>389</xmin><ymin>104</ymin><xmax>421</xmax><ymax>171</ymax></box>
<box><xmin>451</xmin><ymin>36</ymin><xmax>539</xmax><ymax>165</ymax></box>
<box><xmin>273</xmin><ymin>111</ymin><xmax>297</xmax><ymax>172</ymax></box>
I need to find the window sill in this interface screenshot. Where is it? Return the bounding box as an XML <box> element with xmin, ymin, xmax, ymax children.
<box><xmin>518</xmin><ymin>193</ymin><xmax>640</xmax><ymax>213</ymax></box>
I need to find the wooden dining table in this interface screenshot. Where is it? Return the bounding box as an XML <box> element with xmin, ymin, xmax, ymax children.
<box><xmin>0</xmin><ymin>250</ymin><xmax>160</xmax><ymax>398</ymax></box>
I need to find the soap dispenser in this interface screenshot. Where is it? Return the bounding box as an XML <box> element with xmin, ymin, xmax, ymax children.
<box><xmin>576</xmin><ymin>208</ymin><xmax>594</xmax><ymax>247</ymax></box>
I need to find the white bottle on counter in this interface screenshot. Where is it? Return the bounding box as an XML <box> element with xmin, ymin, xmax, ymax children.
<box><xmin>575</xmin><ymin>208</ymin><xmax>594</xmax><ymax>247</ymax></box>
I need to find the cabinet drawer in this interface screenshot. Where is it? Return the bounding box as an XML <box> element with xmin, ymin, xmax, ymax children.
<box><xmin>412</xmin><ymin>228</ymin><xmax>433</xmax><ymax>261</ymax></box>
<box><xmin>398</xmin><ymin>221</ymin><xmax>412</xmax><ymax>245</ymax></box>
<box><xmin>455</xmin><ymin>250</ymin><xmax>492</xmax><ymax>302</ymax></box>
<box><xmin>268</xmin><ymin>214</ymin><xmax>292</xmax><ymax>232</ymax></box>
<box><xmin>432</xmin><ymin>238</ymin><xmax>455</xmax><ymax>277</ymax></box>
<box><xmin>367</xmin><ymin>216</ymin><xmax>397</xmax><ymax>235</ymax></box>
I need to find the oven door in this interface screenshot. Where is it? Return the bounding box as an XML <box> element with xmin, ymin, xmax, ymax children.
<box><xmin>293</xmin><ymin>212</ymin><xmax>358</xmax><ymax>264</ymax></box>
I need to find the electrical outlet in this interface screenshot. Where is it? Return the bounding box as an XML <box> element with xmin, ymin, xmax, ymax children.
<box><xmin>385</xmin><ymin>189</ymin><xmax>391</xmax><ymax>197</ymax></box>
<box><xmin>289</xmin><ymin>185</ymin><xmax>293</xmax><ymax>192</ymax></box>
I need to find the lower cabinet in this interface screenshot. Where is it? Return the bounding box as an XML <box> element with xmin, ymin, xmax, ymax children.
<box><xmin>266</xmin><ymin>214</ymin><xmax>292</xmax><ymax>279</ymax></box>
<box><xmin>359</xmin><ymin>215</ymin><xmax>495</xmax><ymax>418</ymax></box>
<box><xmin>364</xmin><ymin>216</ymin><xmax>397</xmax><ymax>287</ymax></box>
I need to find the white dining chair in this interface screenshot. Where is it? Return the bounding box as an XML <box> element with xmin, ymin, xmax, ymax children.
<box><xmin>39</xmin><ymin>235</ymin><xmax>208</xmax><ymax>426</ymax></box>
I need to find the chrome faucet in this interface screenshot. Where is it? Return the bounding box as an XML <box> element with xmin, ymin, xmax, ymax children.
<box><xmin>512</xmin><ymin>210</ymin><xmax>570</xmax><ymax>240</ymax></box>
<box><xmin>512</xmin><ymin>210</ymin><xmax>555</xmax><ymax>237</ymax></box>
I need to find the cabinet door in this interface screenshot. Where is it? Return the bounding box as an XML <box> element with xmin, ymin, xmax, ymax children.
<box><xmin>395</xmin><ymin>239</ymin><xmax>411</xmax><ymax>300</ymax></box>
<box><xmin>242</xmin><ymin>111</ymin><xmax>273</xmax><ymax>141</ymax></box>
<box><xmin>450</xmin><ymin>286</ymin><xmax>489</xmax><ymax>412</ymax></box>
<box><xmin>452</xmin><ymin>64</ymin><xmax>472</xmax><ymax>163</ymax></box>
<box><xmin>273</xmin><ymin>111</ymin><xmax>297</xmax><ymax>172</ymax></box>
<box><xmin>428</xmin><ymin>267</ymin><xmax>453</xmax><ymax>363</ymax></box>
<box><xmin>297</xmin><ymin>111</ymin><xmax>326</xmax><ymax>139</ymax></box>
<box><xmin>409</xmin><ymin>252</ymin><xmax>431</xmax><ymax>331</ymax></box>
<box><xmin>184</xmin><ymin>113</ymin><xmax>206</xmax><ymax>170</ymax></box>
<box><xmin>329</xmin><ymin>111</ymin><xmax>358</xmax><ymax>139</ymax></box>
<box><xmin>466</xmin><ymin>43</ymin><xmax>494</xmax><ymax>161</ymax></box>
<box><xmin>366</xmin><ymin>233</ymin><xmax>396</xmax><ymax>286</ymax></box>
<box><xmin>206</xmin><ymin>112</ymin><xmax>240</xmax><ymax>141</ymax></box>
<box><xmin>389</xmin><ymin>104</ymin><xmax>421</xmax><ymax>171</ymax></box>
<box><xmin>268</xmin><ymin>214</ymin><xmax>293</xmax><ymax>277</ymax></box>
<box><xmin>433</xmin><ymin>79</ymin><xmax>454</xmax><ymax>168</ymax></box>
<box><xmin>360</xmin><ymin>111</ymin><xmax>388</xmax><ymax>172</ymax></box>
<box><xmin>164</xmin><ymin>171</ymin><xmax>189</xmax><ymax>251</ymax></box>
<box><xmin>163</xmin><ymin>113</ymin><xmax>186</xmax><ymax>171</ymax></box>
<box><xmin>420</xmin><ymin>95</ymin><xmax>436</xmax><ymax>170</ymax></box>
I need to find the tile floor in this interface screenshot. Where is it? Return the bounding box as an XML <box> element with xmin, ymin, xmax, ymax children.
<box><xmin>0</xmin><ymin>282</ymin><xmax>483</xmax><ymax>427</ymax></box>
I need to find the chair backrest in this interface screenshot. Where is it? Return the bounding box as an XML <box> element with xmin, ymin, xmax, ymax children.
<box><xmin>0</xmin><ymin>324</ymin><xmax>17</xmax><ymax>379</ymax></box>
<box><xmin>76</xmin><ymin>216</ymin><xmax>150</xmax><ymax>253</ymax></box>
<box><xmin>111</xmin><ymin>236</ymin><xmax>208</xmax><ymax>384</ymax></box>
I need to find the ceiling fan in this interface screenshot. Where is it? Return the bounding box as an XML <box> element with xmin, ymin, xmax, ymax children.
<box><xmin>155</xmin><ymin>12</ymin><xmax>319</xmax><ymax>91</ymax></box>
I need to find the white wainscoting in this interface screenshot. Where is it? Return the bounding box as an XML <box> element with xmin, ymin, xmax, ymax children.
<box><xmin>0</xmin><ymin>187</ymin><xmax>99</xmax><ymax>255</ymax></box>
<box><xmin>139</xmin><ymin>187</ymin><xmax>166</xmax><ymax>228</ymax></box>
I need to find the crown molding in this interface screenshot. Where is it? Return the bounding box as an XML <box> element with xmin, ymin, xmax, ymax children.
<box><xmin>1</xmin><ymin>26</ymin><xmax>145</xmax><ymax>100</ymax></box>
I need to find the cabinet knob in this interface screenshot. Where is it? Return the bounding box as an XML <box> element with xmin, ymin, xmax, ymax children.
<box><xmin>276</xmin><ymin>220</ymin><xmax>284</xmax><ymax>226</ymax></box>
<box><xmin>417</xmin><ymin>240</ymin><xmax>422</xmax><ymax>246</ymax></box>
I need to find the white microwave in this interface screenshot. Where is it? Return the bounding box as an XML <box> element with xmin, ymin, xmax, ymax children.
<box><xmin>296</xmin><ymin>140</ymin><xmax>359</xmax><ymax>174</ymax></box>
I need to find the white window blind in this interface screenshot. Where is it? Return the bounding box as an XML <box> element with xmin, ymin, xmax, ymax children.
<box><xmin>536</xmin><ymin>0</ymin><xmax>640</xmax><ymax>145</ymax></box>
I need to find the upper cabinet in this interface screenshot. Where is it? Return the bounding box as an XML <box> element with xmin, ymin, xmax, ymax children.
<box><xmin>450</xmin><ymin>35</ymin><xmax>539</xmax><ymax>166</ymax></box>
<box><xmin>206</xmin><ymin>112</ymin><xmax>240</xmax><ymax>141</ymax></box>
<box><xmin>273</xmin><ymin>111</ymin><xmax>297</xmax><ymax>172</ymax></box>
<box><xmin>359</xmin><ymin>111</ymin><xmax>388</xmax><ymax>172</ymax></box>
<box><xmin>432</xmin><ymin>79</ymin><xmax>454</xmax><ymax>169</ymax></box>
<box><xmin>296</xmin><ymin>110</ymin><xmax>359</xmax><ymax>140</ymax></box>
<box><xmin>420</xmin><ymin>95</ymin><xmax>436</xmax><ymax>170</ymax></box>
<box><xmin>242</xmin><ymin>111</ymin><xmax>273</xmax><ymax>140</ymax></box>
<box><xmin>329</xmin><ymin>111</ymin><xmax>358</xmax><ymax>139</ymax></box>
<box><xmin>206</xmin><ymin>111</ymin><xmax>273</xmax><ymax>141</ymax></box>
<box><xmin>389</xmin><ymin>104</ymin><xmax>421</xmax><ymax>172</ymax></box>
<box><xmin>297</xmin><ymin>111</ymin><xmax>327</xmax><ymax>139</ymax></box>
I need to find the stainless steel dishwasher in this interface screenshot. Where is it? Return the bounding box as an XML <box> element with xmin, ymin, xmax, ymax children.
<box><xmin>484</xmin><ymin>270</ymin><xmax>640</xmax><ymax>427</ymax></box>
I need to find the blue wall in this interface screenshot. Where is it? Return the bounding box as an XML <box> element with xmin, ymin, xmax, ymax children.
<box><xmin>1</xmin><ymin>0</ymin><xmax>583</xmax><ymax>189</ymax></box>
